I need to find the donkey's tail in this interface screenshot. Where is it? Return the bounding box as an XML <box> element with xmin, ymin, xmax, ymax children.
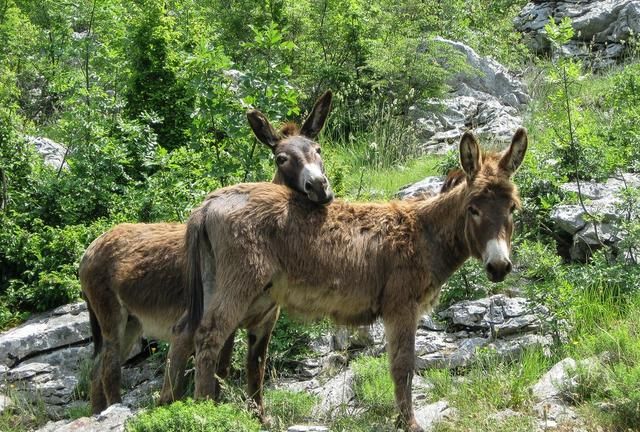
<box><xmin>86</xmin><ymin>299</ymin><xmax>102</xmax><ymax>358</ymax></box>
<box><xmin>185</xmin><ymin>208</ymin><xmax>208</xmax><ymax>332</ymax></box>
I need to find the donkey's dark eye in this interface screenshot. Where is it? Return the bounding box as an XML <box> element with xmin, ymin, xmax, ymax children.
<box><xmin>509</xmin><ymin>204</ymin><xmax>517</xmax><ymax>213</ymax></box>
<box><xmin>316</xmin><ymin>147</ymin><xmax>322</xmax><ymax>155</ymax></box>
<box><xmin>276</xmin><ymin>155</ymin><xmax>288</xmax><ymax>165</ymax></box>
<box><xmin>468</xmin><ymin>206</ymin><xmax>480</xmax><ymax>217</ymax></box>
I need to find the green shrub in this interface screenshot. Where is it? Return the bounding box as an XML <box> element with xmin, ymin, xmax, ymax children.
<box><xmin>126</xmin><ymin>400</ymin><xmax>260</xmax><ymax>432</ymax></box>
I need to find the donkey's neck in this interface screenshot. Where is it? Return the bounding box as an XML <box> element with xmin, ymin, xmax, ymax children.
<box><xmin>415</xmin><ymin>183</ymin><xmax>471</xmax><ymax>285</ymax></box>
<box><xmin>272</xmin><ymin>171</ymin><xmax>284</xmax><ymax>185</ymax></box>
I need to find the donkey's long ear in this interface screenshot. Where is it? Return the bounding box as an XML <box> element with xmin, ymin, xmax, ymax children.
<box><xmin>300</xmin><ymin>90</ymin><xmax>333</xmax><ymax>139</ymax></box>
<box><xmin>499</xmin><ymin>127</ymin><xmax>528</xmax><ymax>175</ymax></box>
<box><xmin>247</xmin><ymin>110</ymin><xmax>279</xmax><ymax>148</ymax></box>
<box><xmin>459</xmin><ymin>131</ymin><xmax>482</xmax><ymax>180</ymax></box>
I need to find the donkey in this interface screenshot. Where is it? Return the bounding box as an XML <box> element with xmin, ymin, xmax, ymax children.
<box><xmin>183</xmin><ymin>128</ymin><xmax>528</xmax><ymax>432</ymax></box>
<box><xmin>80</xmin><ymin>90</ymin><xmax>334</xmax><ymax>415</ymax></box>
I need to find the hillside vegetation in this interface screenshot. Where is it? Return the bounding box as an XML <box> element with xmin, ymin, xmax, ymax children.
<box><xmin>0</xmin><ymin>1</ymin><xmax>639</xmax><ymax>431</ymax></box>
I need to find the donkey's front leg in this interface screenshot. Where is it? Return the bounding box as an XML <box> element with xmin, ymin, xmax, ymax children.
<box><xmin>383</xmin><ymin>308</ymin><xmax>422</xmax><ymax>432</ymax></box>
<box><xmin>247</xmin><ymin>305</ymin><xmax>279</xmax><ymax>424</ymax></box>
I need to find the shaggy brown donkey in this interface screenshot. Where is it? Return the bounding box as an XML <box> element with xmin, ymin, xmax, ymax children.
<box><xmin>80</xmin><ymin>90</ymin><xmax>333</xmax><ymax>415</ymax></box>
<box><xmin>184</xmin><ymin>128</ymin><xmax>528</xmax><ymax>432</ymax></box>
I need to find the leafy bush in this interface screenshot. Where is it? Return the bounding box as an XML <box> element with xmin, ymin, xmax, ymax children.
<box><xmin>126</xmin><ymin>400</ymin><xmax>260</xmax><ymax>432</ymax></box>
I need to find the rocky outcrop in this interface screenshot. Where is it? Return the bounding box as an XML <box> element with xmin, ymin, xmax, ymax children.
<box><xmin>25</xmin><ymin>136</ymin><xmax>68</xmax><ymax>171</ymax></box>
<box><xmin>278</xmin><ymin>294</ymin><xmax>553</xmax><ymax>422</ymax></box>
<box><xmin>530</xmin><ymin>357</ymin><xmax>598</xmax><ymax>430</ymax></box>
<box><xmin>0</xmin><ymin>302</ymin><xmax>149</xmax><ymax>417</ymax></box>
<box><xmin>410</xmin><ymin>38</ymin><xmax>527</xmax><ymax>154</ymax></box>
<box><xmin>1</xmin><ymin>293</ymin><xmax>554</xmax><ymax>427</ymax></box>
<box><xmin>515</xmin><ymin>0</ymin><xmax>640</xmax><ymax>68</ymax></box>
<box><xmin>397</xmin><ymin>176</ymin><xmax>445</xmax><ymax>199</ymax></box>
<box><xmin>36</xmin><ymin>404</ymin><xmax>133</xmax><ymax>432</ymax></box>
<box><xmin>550</xmin><ymin>172</ymin><xmax>640</xmax><ymax>261</ymax></box>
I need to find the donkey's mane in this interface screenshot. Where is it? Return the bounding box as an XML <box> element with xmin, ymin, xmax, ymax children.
<box><xmin>279</xmin><ymin>122</ymin><xmax>300</xmax><ymax>137</ymax></box>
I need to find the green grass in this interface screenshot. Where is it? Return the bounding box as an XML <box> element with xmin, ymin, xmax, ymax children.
<box><xmin>423</xmin><ymin>348</ymin><xmax>552</xmax><ymax>409</ymax></box>
<box><xmin>0</xmin><ymin>388</ymin><xmax>49</xmax><ymax>432</ymax></box>
<box><xmin>562</xmin><ymin>294</ymin><xmax>640</xmax><ymax>431</ymax></box>
<box><xmin>125</xmin><ymin>400</ymin><xmax>260</xmax><ymax>432</ymax></box>
<box><xmin>351</xmin><ymin>355</ymin><xmax>395</xmax><ymax>417</ymax></box>
<box><xmin>327</xmin><ymin>143</ymin><xmax>442</xmax><ymax>200</ymax></box>
<box><xmin>65</xmin><ymin>402</ymin><xmax>92</xmax><ymax>420</ymax></box>
<box><xmin>264</xmin><ymin>389</ymin><xmax>317</xmax><ymax>431</ymax></box>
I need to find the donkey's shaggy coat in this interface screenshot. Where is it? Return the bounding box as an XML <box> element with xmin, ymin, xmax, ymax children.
<box><xmin>185</xmin><ymin>129</ymin><xmax>528</xmax><ymax>432</ymax></box>
<box><xmin>81</xmin><ymin>91</ymin><xmax>333</xmax><ymax>415</ymax></box>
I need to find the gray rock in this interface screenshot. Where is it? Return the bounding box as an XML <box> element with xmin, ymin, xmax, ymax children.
<box><xmin>419</xmin><ymin>315</ymin><xmax>446</xmax><ymax>332</ymax></box>
<box><xmin>0</xmin><ymin>394</ymin><xmax>13</xmax><ymax>414</ymax></box>
<box><xmin>410</xmin><ymin>38</ymin><xmax>527</xmax><ymax>154</ymax></box>
<box><xmin>24</xmin><ymin>136</ymin><xmax>68</xmax><ymax>171</ymax></box>
<box><xmin>287</xmin><ymin>426</ymin><xmax>329</xmax><ymax>432</ymax></box>
<box><xmin>515</xmin><ymin>0</ymin><xmax>640</xmax><ymax>68</ymax></box>
<box><xmin>414</xmin><ymin>400</ymin><xmax>457</xmax><ymax>431</ymax></box>
<box><xmin>551</xmin><ymin>173</ymin><xmax>640</xmax><ymax>260</ymax></box>
<box><xmin>433</xmin><ymin>38</ymin><xmax>529</xmax><ymax>106</ymax></box>
<box><xmin>550</xmin><ymin>205</ymin><xmax>589</xmax><ymax>235</ymax></box>
<box><xmin>311</xmin><ymin>368</ymin><xmax>355</xmax><ymax>416</ymax></box>
<box><xmin>35</xmin><ymin>404</ymin><xmax>134</xmax><ymax>432</ymax></box>
<box><xmin>331</xmin><ymin>326</ymin><xmax>375</xmax><ymax>352</ymax></box>
<box><xmin>532</xmin><ymin>357</ymin><xmax>577</xmax><ymax>402</ymax></box>
<box><xmin>397</xmin><ymin>176</ymin><xmax>445</xmax><ymax>199</ymax></box>
<box><xmin>0</xmin><ymin>302</ymin><xmax>90</xmax><ymax>368</ymax></box>
<box><xmin>489</xmin><ymin>408</ymin><xmax>523</xmax><ymax>422</ymax></box>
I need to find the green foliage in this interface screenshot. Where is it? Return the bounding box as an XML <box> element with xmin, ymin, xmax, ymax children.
<box><xmin>267</xmin><ymin>312</ymin><xmax>330</xmax><ymax>370</ymax></box>
<box><xmin>125</xmin><ymin>400</ymin><xmax>260</xmax><ymax>432</ymax></box>
<box><xmin>126</xmin><ymin>0</ymin><xmax>192</xmax><ymax>150</ymax></box>
<box><xmin>352</xmin><ymin>355</ymin><xmax>395</xmax><ymax>416</ymax></box>
<box><xmin>264</xmin><ymin>389</ymin><xmax>317</xmax><ymax>431</ymax></box>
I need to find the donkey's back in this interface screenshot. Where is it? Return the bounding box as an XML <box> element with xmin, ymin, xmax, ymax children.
<box><xmin>80</xmin><ymin>223</ymin><xmax>187</xmax><ymax>342</ymax></box>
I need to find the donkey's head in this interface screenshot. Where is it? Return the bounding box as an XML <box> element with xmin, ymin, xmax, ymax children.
<box><xmin>247</xmin><ymin>91</ymin><xmax>334</xmax><ymax>205</ymax></box>
<box><xmin>458</xmin><ymin>128</ymin><xmax>528</xmax><ymax>282</ymax></box>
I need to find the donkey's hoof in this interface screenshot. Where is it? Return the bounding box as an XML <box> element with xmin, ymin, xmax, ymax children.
<box><xmin>258</xmin><ymin>414</ymin><xmax>273</xmax><ymax>428</ymax></box>
<box><xmin>395</xmin><ymin>415</ymin><xmax>424</xmax><ymax>432</ymax></box>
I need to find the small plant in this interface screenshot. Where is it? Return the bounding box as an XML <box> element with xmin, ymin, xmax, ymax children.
<box><xmin>125</xmin><ymin>400</ymin><xmax>260</xmax><ymax>432</ymax></box>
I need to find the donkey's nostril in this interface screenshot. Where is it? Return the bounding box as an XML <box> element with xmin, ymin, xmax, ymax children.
<box><xmin>505</xmin><ymin>261</ymin><xmax>512</xmax><ymax>274</ymax></box>
<box><xmin>304</xmin><ymin>181</ymin><xmax>313</xmax><ymax>192</ymax></box>
<box><xmin>486</xmin><ymin>262</ymin><xmax>495</xmax><ymax>276</ymax></box>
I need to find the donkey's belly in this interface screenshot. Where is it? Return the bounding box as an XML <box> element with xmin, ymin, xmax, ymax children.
<box><xmin>131</xmin><ymin>308</ymin><xmax>183</xmax><ymax>342</ymax></box>
<box><xmin>268</xmin><ymin>275</ymin><xmax>380</xmax><ymax>325</ymax></box>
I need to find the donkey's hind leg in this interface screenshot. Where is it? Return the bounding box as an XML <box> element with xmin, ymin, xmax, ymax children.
<box><xmin>213</xmin><ymin>329</ymin><xmax>236</xmax><ymax>401</ymax></box>
<box><xmin>100</xmin><ymin>307</ymin><xmax>128</xmax><ymax>408</ymax></box>
<box><xmin>89</xmin><ymin>305</ymin><xmax>128</xmax><ymax>413</ymax></box>
<box><xmin>90</xmin><ymin>350</ymin><xmax>107</xmax><ymax>414</ymax></box>
<box><xmin>247</xmin><ymin>306</ymin><xmax>279</xmax><ymax>423</ymax></box>
<box><xmin>194</xmin><ymin>274</ymin><xmax>263</xmax><ymax>401</ymax></box>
